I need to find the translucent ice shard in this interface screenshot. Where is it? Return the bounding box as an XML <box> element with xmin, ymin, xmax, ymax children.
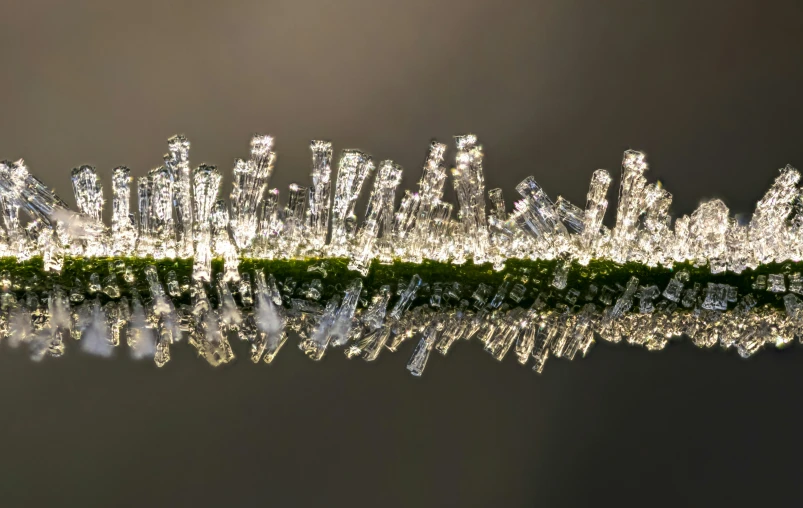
<box><xmin>255</xmin><ymin>187</ymin><xmax>282</xmax><ymax>254</ymax></box>
<box><xmin>0</xmin><ymin>161</ymin><xmax>25</xmax><ymax>257</ymax></box>
<box><xmin>301</xmin><ymin>295</ymin><xmax>339</xmax><ymax>361</ymax></box>
<box><xmin>70</xmin><ymin>165</ymin><xmax>107</xmax><ymax>257</ymax></box>
<box><xmin>392</xmin><ymin>190</ymin><xmax>420</xmax><ymax>248</ymax></box>
<box><xmin>358</xmin><ymin>285</ymin><xmax>392</xmax><ymax>336</ymax></box>
<box><xmin>192</xmin><ymin>165</ymin><xmax>222</xmax><ymax>282</ymax></box>
<box><xmin>688</xmin><ymin>199</ymin><xmax>729</xmax><ymax>268</ymax></box>
<box><xmin>638</xmin><ymin>182</ymin><xmax>672</xmax><ymax>266</ymax></box>
<box><xmin>784</xmin><ymin>293</ymin><xmax>803</xmax><ymax>339</ymax></box>
<box><xmin>485</xmin><ymin>308</ymin><xmax>526</xmax><ymax>361</ymax></box>
<box><xmin>555</xmin><ymin>196</ymin><xmax>585</xmax><ymax>234</ymax></box>
<box><xmin>512</xmin><ymin>176</ymin><xmax>567</xmax><ymax>255</ymax></box>
<box><xmin>452</xmin><ymin>134</ymin><xmax>489</xmax><ymax>263</ymax></box>
<box><xmin>307</xmin><ymin>140</ymin><xmax>333</xmax><ymax>252</ymax></box>
<box><xmin>602</xmin><ymin>276</ymin><xmax>639</xmax><ymax>326</ymax></box>
<box><xmin>7</xmin><ymin>293</ymin><xmax>32</xmax><ymax>350</ymax></box>
<box><xmin>663</xmin><ymin>270</ymin><xmax>688</xmax><ymax>302</ymax></box>
<box><xmin>280</xmin><ymin>183</ymin><xmax>308</xmax><ymax>256</ymax></box>
<box><xmin>638</xmin><ymin>285</ymin><xmax>660</xmax><ymax>314</ymax></box>
<box><xmin>23</xmin><ymin>295</ymin><xmax>51</xmax><ymax>361</ymax></box>
<box><xmin>515</xmin><ymin>312</ymin><xmax>538</xmax><ymax>365</ymax></box>
<box><xmin>389</xmin><ymin>274</ymin><xmax>422</xmax><ymax>321</ymax></box>
<box><xmin>551</xmin><ymin>257</ymin><xmax>570</xmax><ymax>290</ymax></box>
<box><xmin>216</xmin><ymin>274</ymin><xmax>243</xmax><ymax>335</ymax></box>
<box><xmin>562</xmin><ymin>304</ymin><xmax>595</xmax><ymax>360</ymax></box>
<box><xmin>435</xmin><ymin>309</ymin><xmax>469</xmax><ymax>355</ymax></box>
<box><xmin>230</xmin><ymin>135</ymin><xmax>276</xmax><ymax>251</ymax></box>
<box><xmin>128</xmin><ymin>295</ymin><xmax>156</xmax><ymax>360</ymax></box>
<box><xmin>611</xmin><ymin>150</ymin><xmax>648</xmax><ymax>263</ymax></box>
<box><xmin>701</xmin><ymin>283</ymin><xmax>729</xmax><ymax>311</ymax></box>
<box><xmin>211</xmin><ymin>200</ymin><xmax>240</xmax><ymax>282</ymax></box>
<box><xmin>299</xmin><ymin>279</ymin><xmax>363</xmax><ymax>360</ymax></box>
<box><xmin>111</xmin><ymin>167</ymin><xmax>137</xmax><ymax>256</ymax></box>
<box><xmin>488</xmin><ymin>188</ymin><xmax>506</xmax><ymax>222</ymax></box>
<box><xmin>407</xmin><ymin>319</ymin><xmax>441</xmax><ymax>376</ymax></box>
<box><xmin>329</xmin><ymin>279</ymin><xmax>363</xmax><ymax>347</ymax></box>
<box><xmin>577</xmin><ymin>169</ymin><xmax>612</xmax><ymax>265</ymax></box>
<box><xmin>71</xmin><ymin>166</ymin><xmax>103</xmax><ymax>222</ymax></box>
<box><xmin>144</xmin><ymin>265</ymin><xmax>181</xmax><ymax>366</ymax></box>
<box><xmin>349</xmin><ymin>160</ymin><xmax>402</xmax><ymax>274</ymax></box>
<box><xmin>164</xmin><ymin>135</ymin><xmax>194</xmax><ymax>257</ymax></box>
<box><xmin>188</xmin><ymin>281</ymin><xmax>234</xmax><ymax>366</ymax></box>
<box><xmin>136</xmin><ymin>176</ymin><xmax>153</xmax><ymax>255</ymax></box>
<box><xmin>330</xmin><ymin>150</ymin><xmax>374</xmax><ymax>256</ymax></box>
<box><xmin>252</xmin><ymin>271</ymin><xmax>287</xmax><ymax>364</ymax></box>
<box><xmin>405</xmin><ymin>141</ymin><xmax>448</xmax><ymax>263</ymax></box>
<box><xmin>147</xmin><ymin>167</ymin><xmax>177</xmax><ymax>258</ymax></box>
<box><xmin>531</xmin><ymin>315</ymin><xmax>556</xmax><ymax>374</ymax></box>
<box><xmin>79</xmin><ymin>299</ymin><xmax>114</xmax><ymax>358</ymax></box>
<box><xmin>106</xmin><ymin>298</ymin><xmax>129</xmax><ymax>349</ymax></box>
<box><xmin>749</xmin><ymin>165</ymin><xmax>800</xmax><ymax>264</ymax></box>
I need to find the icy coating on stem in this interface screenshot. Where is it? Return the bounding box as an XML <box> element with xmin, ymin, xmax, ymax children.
<box><xmin>0</xmin><ymin>133</ymin><xmax>802</xmax><ymax>375</ymax></box>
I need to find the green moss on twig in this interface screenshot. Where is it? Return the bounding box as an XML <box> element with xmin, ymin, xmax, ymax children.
<box><xmin>0</xmin><ymin>256</ymin><xmax>797</xmax><ymax>312</ymax></box>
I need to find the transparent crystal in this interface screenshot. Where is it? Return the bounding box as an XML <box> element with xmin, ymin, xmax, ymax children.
<box><xmin>164</xmin><ymin>135</ymin><xmax>194</xmax><ymax>257</ymax></box>
<box><xmin>555</xmin><ymin>196</ymin><xmax>585</xmax><ymax>233</ymax></box>
<box><xmin>407</xmin><ymin>320</ymin><xmax>441</xmax><ymax>377</ymax></box>
<box><xmin>192</xmin><ymin>165</ymin><xmax>222</xmax><ymax>281</ymax></box>
<box><xmin>395</xmin><ymin>142</ymin><xmax>448</xmax><ymax>263</ymax></box>
<box><xmin>577</xmin><ymin>169</ymin><xmax>612</xmax><ymax>264</ymax></box>
<box><xmin>111</xmin><ymin>167</ymin><xmax>137</xmax><ymax>256</ymax></box>
<box><xmin>307</xmin><ymin>140</ymin><xmax>333</xmax><ymax>252</ymax></box>
<box><xmin>330</xmin><ymin>150</ymin><xmax>374</xmax><ymax>256</ymax></box>
<box><xmin>252</xmin><ymin>271</ymin><xmax>286</xmax><ymax>364</ymax></box>
<box><xmin>610</xmin><ymin>150</ymin><xmax>648</xmax><ymax>263</ymax></box>
<box><xmin>789</xmin><ymin>273</ymin><xmax>803</xmax><ymax>294</ymax></box>
<box><xmin>452</xmin><ymin>134</ymin><xmax>490</xmax><ymax>263</ymax></box>
<box><xmin>389</xmin><ymin>275</ymin><xmax>422</xmax><ymax>321</ymax></box>
<box><xmin>350</xmin><ymin>160</ymin><xmax>402</xmax><ymax>273</ymax></box>
<box><xmin>662</xmin><ymin>272</ymin><xmax>686</xmax><ymax>302</ymax></box>
<box><xmin>70</xmin><ymin>165</ymin><xmax>107</xmax><ymax>257</ymax></box>
<box><xmin>230</xmin><ymin>135</ymin><xmax>276</xmax><ymax>251</ymax></box>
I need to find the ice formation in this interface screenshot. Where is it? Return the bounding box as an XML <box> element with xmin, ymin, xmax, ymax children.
<box><xmin>0</xmin><ymin>133</ymin><xmax>801</xmax><ymax>375</ymax></box>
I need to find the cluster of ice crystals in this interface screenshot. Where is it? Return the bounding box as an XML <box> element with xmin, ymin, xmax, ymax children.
<box><xmin>330</xmin><ymin>150</ymin><xmax>374</xmax><ymax>256</ymax></box>
<box><xmin>452</xmin><ymin>134</ymin><xmax>490</xmax><ymax>264</ymax></box>
<box><xmin>3</xmin><ymin>133</ymin><xmax>803</xmax><ymax>374</ymax></box>
<box><xmin>393</xmin><ymin>141</ymin><xmax>449</xmax><ymax>263</ymax></box>
<box><xmin>230</xmin><ymin>135</ymin><xmax>276</xmax><ymax>252</ymax></box>
<box><xmin>577</xmin><ymin>169</ymin><xmax>612</xmax><ymax>265</ymax></box>
<box><xmin>349</xmin><ymin>160</ymin><xmax>402</xmax><ymax>273</ymax></box>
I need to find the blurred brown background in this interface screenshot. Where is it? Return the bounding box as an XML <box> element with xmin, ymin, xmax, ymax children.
<box><xmin>1</xmin><ymin>1</ymin><xmax>803</xmax><ymax>506</ymax></box>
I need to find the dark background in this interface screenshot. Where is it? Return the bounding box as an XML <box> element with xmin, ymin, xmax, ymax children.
<box><xmin>1</xmin><ymin>1</ymin><xmax>803</xmax><ymax>506</ymax></box>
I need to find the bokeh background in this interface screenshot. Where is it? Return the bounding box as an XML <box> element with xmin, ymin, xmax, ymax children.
<box><xmin>1</xmin><ymin>1</ymin><xmax>803</xmax><ymax>506</ymax></box>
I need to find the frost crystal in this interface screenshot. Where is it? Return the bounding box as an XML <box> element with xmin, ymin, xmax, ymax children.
<box><xmin>192</xmin><ymin>165</ymin><xmax>222</xmax><ymax>282</ymax></box>
<box><xmin>230</xmin><ymin>135</ymin><xmax>276</xmax><ymax>252</ymax></box>
<box><xmin>111</xmin><ymin>167</ymin><xmax>137</xmax><ymax>256</ymax></box>
<box><xmin>165</xmin><ymin>135</ymin><xmax>193</xmax><ymax>258</ymax></box>
<box><xmin>330</xmin><ymin>150</ymin><xmax>374</xmax><ymax>256</ymax></box>
<box><xmin>307</xmin><ymin>140</ymin><xmax>333</xmax><ymax>252</ymax></box>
